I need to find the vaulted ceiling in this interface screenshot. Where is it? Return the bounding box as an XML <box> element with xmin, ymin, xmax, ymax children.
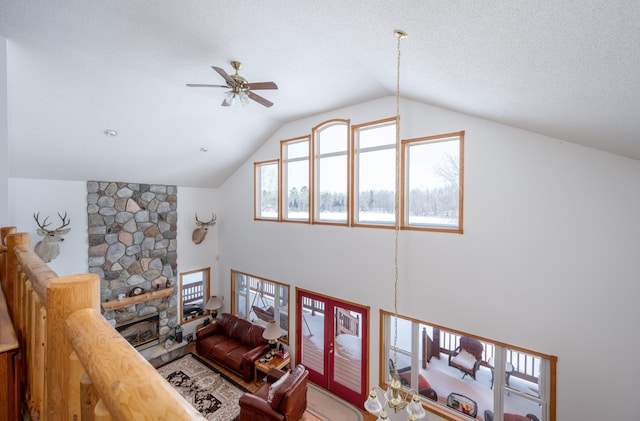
<box><xmin>2</xmin><ymin>1</ymin><xmax>639</xmax><ymax>188</ymax></box>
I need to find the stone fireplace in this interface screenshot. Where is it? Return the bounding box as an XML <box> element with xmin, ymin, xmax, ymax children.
<box><xmin>116</xmin><ymin>313</ymin><xmax>160</xmax><ymax>351</ymax></box>
<box><xmin>87</xmin><ymin>181</ymin><xmax>179</xmax><ymax>349</ymax></box>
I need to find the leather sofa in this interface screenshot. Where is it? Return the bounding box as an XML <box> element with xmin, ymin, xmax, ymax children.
<box><xmin>196</xmin><ymin>313</ymin><xmax>270</xmax><ymax>381</ymax></box>
<box><xmin>238</xmin><ymin>364</ymin><xmax>309</xmax><ymax>421</ymax></box>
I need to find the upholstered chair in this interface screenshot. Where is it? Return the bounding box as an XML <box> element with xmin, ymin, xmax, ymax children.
<box><xmin>238</xmin><ymin>364</ymin><xmax>309</xmax><ymax>421</ymax></box>
<box><xmin>448</xmin><ymin>336</ymin><xmax>484</xmax><ymax>380</ymax></box>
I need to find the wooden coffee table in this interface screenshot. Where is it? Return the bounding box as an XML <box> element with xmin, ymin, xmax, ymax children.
<box><xmin>254</xmin><ymin>353</ymin><xmax>291</xmax><ymax>385</ymax></box>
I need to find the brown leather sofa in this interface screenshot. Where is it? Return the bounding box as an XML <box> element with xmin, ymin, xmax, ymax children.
<box><xmin>196</xmin><ymin>313</ymin><xmax>270</xmax><ymax>381</ymax></box>
<box><xmin>238</xmin><ymin>364</ymin><xmax>309</xmax><ymax>421</ymax></box>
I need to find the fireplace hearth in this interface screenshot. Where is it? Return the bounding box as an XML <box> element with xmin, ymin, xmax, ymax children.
<box><xmin>116</xmin><ymin>313</ymin><xmax>160</xmax><ymax>351</ymax></box>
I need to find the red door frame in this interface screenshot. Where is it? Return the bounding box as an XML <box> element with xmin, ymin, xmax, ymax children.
<box><xmin>296</xmin><ymin>288</ymin><xmax>368</xmax><ymax>408</ymax></box>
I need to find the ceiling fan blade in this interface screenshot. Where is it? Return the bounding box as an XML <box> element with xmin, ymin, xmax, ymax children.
<box><xmin>212</xmin><ymin>66</ymin><xmax>236</xmax><ymax>87</ymax></box>
<box><xmin>246</xmin><ymin>81</ymin><xmax>278</xmax><ymax>90</ymax></box>
<box><xmin>248</xmin><ymin>91</ymin><xmax>274</xmax><ymax>108</ymax></box>
<box><xmin>186</xmin><ymin>83</ymin><xmax>228</xmax><ymax>88</ymax></box>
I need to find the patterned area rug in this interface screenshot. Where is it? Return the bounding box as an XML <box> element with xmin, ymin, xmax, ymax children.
<box><xmin>157</xmin><ymin>353</ymin><xmax>247</xmax><ymax>421</ymax></box>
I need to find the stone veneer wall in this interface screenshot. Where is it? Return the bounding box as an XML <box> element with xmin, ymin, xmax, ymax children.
<box><xmin>87</xmin><ymin>181</ymin><xmax>178</xmax><ymax>345</ymax></box>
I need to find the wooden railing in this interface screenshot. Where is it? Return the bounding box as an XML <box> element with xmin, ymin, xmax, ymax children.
<box><xmin>0</xmin><ymin>227</ymin><xmax>205</xmax><ymax>420</ymax></box>
<box><xmin>181</xmin><ymin>280</ymin><xmax>204</xmax><ymax>305</ymax></box>
<box><xmin>435</xmin><ymin>328</ymin><xmax>540</xmax><ymax>383</ymax></box>
<box><xmin>335</xmin><ymin>307</ymin><xmax>359</xmax><ymax>336</ymax></box>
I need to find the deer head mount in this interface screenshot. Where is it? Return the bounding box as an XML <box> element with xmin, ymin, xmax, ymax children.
<box><xmin>34</xmin><ymin>211</ymin><xmax>71</xmax><ymax>263</ymax></box>
<box><xmin>192</xmin><ymin>212</ymin><xmax>217</xmax><ymax>244</ymax></box>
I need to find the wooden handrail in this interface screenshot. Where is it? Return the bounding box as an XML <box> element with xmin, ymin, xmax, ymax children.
<box><xmin>65</xmin><ymin>308</ymin><xmax>203</xmax><ymax>420</ymax></box>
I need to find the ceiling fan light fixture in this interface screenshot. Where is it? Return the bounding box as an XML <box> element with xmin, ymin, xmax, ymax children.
<box><xmin>224</xmin><ymin>91</ymin><xmax>236</xmax><ymax>106</ymax></box>
<box><xmin>239</xmin><ymin>92</ymin><xmax>250</xmax><ymax>106</ymax></box>
<box><xmin>187</xmin><ymin>61</ymin><xmax>277</xmax><ymax>108</ymax></box>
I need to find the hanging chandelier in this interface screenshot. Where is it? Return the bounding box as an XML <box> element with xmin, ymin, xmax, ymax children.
<box><xmin>363</xmin><ymin>29</ymin><xmax>426</xmax><ymax>421</ymax></box>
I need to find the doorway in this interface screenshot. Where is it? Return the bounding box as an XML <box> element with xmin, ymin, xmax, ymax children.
<box><xmin>296</xmin><ymin>288</ymin><xmax>368</xmax><ymax>408</ymax></box>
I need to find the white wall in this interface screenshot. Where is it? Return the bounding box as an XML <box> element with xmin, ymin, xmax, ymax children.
<box><xmin>7</xmin><ymin>179</ymin><xmax>220</xmax><ymax>337</ymax></box>
<box><xmin>219</xmin><ymin>96</ymin><xmax>640</xmax><ymax>420</ymax></box>
<box><xmin>0</xmin><ymin>38</ymin><xmax>8</xmax><ymax>226</ymax></box>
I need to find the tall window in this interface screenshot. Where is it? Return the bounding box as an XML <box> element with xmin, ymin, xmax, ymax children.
<box><xmin>313</xmin><ymin>120</ymin><xmax>349</xmax><ymax>224</ymax></box>
<box><xmin>254</xmin><ymin>116</ymin><xmax>465</xmax><ymax>234</ymax></box>
<box><xmin>254</xmin><ymin>160</ymin><xmax>279</xmax><ymax>220</ymax></box>
<box><xmin>281</xmin><ymin>136</ymin><xmax>310</xmax><ymax>222</ymax></box>
<box><xmin>352</xmin><ymin>117</ymin><xmax>397</xmax><ymax>226</ymax></box>
<box><xmin>403</xmin><ymin>131</ymin><xmax>464</xmax><ymax>232</ymax></box>
<box><xmin>231</xmin><ymin>270</ymin><xmax>290</xmax><ymax>344</ymax></box>
<box><xmin>381</xmin><ymin>311</ymin><xmax>556</xmax><ymax>421</ymax></box>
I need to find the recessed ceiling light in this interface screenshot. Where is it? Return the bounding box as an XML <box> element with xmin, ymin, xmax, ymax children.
<box><xmin>103</xmin><ymin>129</ymin><xmax>118</xmax><ymax>137</ymax></box>
<box><xmin>200</xmin><ymin>147</ymin><xmax>209</xmax><ymax>152</ymax></box>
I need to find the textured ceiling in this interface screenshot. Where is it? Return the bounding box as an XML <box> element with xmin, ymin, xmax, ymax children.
<box><xmin>1</xmin><ymin>0</ymin><xmax>639</xmax><ymax>188</ymax></box>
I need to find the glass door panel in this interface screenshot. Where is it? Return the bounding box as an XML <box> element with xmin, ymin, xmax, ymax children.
<box><xmin>296</xmin><ymin>289</ymin><xmax>368</xmax><ymax>408</ymax></box>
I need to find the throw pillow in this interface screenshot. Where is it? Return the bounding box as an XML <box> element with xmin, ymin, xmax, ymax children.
<box><xmin>452</xmin><ymin>349</ymin><xmax>477</xmax><ymax>370</ymax></box>
<box><xmin>267</xmin><ymin>371</ymin><xmax>290</xmax><ymax>404</ymax></box>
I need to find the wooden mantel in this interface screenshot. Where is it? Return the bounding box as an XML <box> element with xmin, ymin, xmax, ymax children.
<box><xmin>101</xmin><ymin>287</ymin><xmax>174</xmax><ymax>312</ymax></box>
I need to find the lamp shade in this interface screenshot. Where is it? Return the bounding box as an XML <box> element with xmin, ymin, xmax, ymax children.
<box><xmin>205</xmin><ymin>296</ymin><xmax>223</xmax><ymax>311</ymax></box>
<box><xmin>262</xmin><ymin>319</ymin><xmax>282</xmax><ymax>341</ymax></box>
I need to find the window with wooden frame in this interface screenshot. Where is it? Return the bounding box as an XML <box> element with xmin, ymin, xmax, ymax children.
<box><xmin>180</xmin><ymin>267</ymin><xmax>210</xmax><ymax>324</ymax></box>
<box><xmin>402</xmin><ymin>131</ymin><xmax>464</xmax><ymax>233</ymax></box>
<box><xmin>312</xmin><ymin>119</ymin><xmax>349</xmax><ymax>225</ymax></box>
<box><xmin>254</xmin><ymin>159</ymin><xmax>279</xmax><ymax>221</ymax></box>
<box><xmin>231</xmin><ymin>270</ymin><xmax>290</xmax><ymax>344</ymax></box>
<box><xmin>254</xmin><ymin>116</ymin><xmax>465</xmax><ymax>234</ymax></box>
<box><xmin>351</xmin><ymin>117</ymin><xmax>397</xmax><ymax>227</ymax></box>
<box><xmin>281</xmin><ymin>136</ymin><xmax>310</xmax><ymax>222</ymax></box>
<box><xmin>380</xmin><ymin>310</ymin><xmax>556</xmax><ymax>421</ymax></box>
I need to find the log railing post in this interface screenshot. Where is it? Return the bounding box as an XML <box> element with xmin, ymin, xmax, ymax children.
<box><xmin>5</xmin><ymin>233</ymin><xmax>29</xmax><ymax>317</ymax></box>
<box><xmin>0</xmin><ymin>226</ymin><xmax>17</xmax><ymax>295</ymax></box>
<box><xmin>80</xmin><ymin>372</ymin><xmax>99</xmax><ymax>421</ymax></box>
<box><xmin>45</xmin><ymin>274</ymin><xmax>100</xmax><ymax>420</ymax></box>
<box><xmin>68</xmin><ymin>351</ymin><xmax>84</xmax><ymax>420</ymax></box>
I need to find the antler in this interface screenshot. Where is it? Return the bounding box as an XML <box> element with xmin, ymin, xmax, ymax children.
<box><xmin>57</xmin><ymin>212</ymin><xmax>71</xmax><ymax>229</ymax></box>
<box><xmin>34</xmin><ymin>212</ymin><xmax>52</xmax><ymax>230</ymax></box>
<box><xmin>195</xmin><ymin>212</ymin><xmax>217</xmax><ymax>224</ymax></box>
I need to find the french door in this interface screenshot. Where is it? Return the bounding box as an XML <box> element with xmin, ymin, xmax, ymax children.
<box><xmin>296</xmin><ymin>289</ymin><xmax>368</xmax><ymax>408</ymax></box>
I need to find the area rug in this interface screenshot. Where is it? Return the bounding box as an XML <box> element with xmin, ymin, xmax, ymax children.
<box><xmin>306</xmin><ymin>383</ymin><xmax>364</xmax><ymax>421</ymax></box>
<box><xmin>157</xmin><ymin>353</ymin><xmax>248</xmax><ymax>421</ymax></box>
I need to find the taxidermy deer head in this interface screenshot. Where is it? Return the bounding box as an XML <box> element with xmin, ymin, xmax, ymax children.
<box><xmin>34</xmin><ymin>212</ymin><xmax>71</xmax><ymax>263</ymax></box>
<box><xmin>192</xmin><ymin>213</ymin><xmax>217</xmax><ymax>244</ymax></box>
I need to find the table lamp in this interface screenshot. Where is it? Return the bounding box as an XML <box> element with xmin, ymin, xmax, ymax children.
<box><xmin>205</xmin><ymin>296</ymin><xmax>223</xmax><ymax>323</ymax></box>
<box><xmin>262</xmin><ymin>320</ymin><xmax>282</xmax><ymax>357</ymax></box>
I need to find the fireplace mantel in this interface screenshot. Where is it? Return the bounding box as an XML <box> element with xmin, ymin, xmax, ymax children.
<box><xmin>101</xmin><ymin>287</ymin><xmax>174</xmax><ymax>312</ymax></box>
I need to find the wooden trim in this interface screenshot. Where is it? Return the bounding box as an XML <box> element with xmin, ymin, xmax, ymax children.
<box><xmin>100</xmin><ymin>287</ymin><xmax>174</xmax><ymax>312</ymax></box>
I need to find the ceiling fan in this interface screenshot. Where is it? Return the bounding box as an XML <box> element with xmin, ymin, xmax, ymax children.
<box><xmin>186</xmin><ymin>61</ymin><xmax>278</xmax><ymax>108</ymax></box>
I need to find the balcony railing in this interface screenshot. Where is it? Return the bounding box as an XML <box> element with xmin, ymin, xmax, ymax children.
<box><xmin>428</xmin><ymin>328</ymin><xmax>540</xmax><ymax>383</ymax></box>
<box><xmin>0</xmin><ymin>227</ymin><xmax>205</xmax><ymax>420</ymax></box>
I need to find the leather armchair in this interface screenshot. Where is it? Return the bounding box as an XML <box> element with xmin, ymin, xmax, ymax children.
<box><xmin>239</xmin><ymin>364</ymin><xmax>309</xmax><ymax>421</ymax></box>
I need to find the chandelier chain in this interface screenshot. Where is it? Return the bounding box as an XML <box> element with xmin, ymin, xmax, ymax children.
<box><xmin>392</xmin><ymin>29</ymin><xmax>405</xmax><ymax>377</ymax></box>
